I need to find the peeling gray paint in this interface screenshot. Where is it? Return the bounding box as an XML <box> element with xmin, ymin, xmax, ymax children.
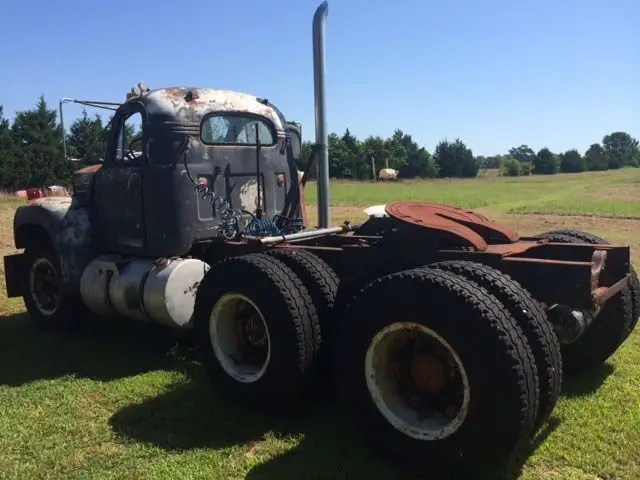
<box><xmin>239</xmin><ymin>179</ymin><xmax>259</xmax><ymax>212</ymax></box>
<box><xmin>142</xmin><ymin>87</ymin><xmax>286</xmax><ymax>133</ymax></box>
<box><xmin>14</xmin><ymin>197</ymin><xmax>95</xmax><ymax>294</ymax></box>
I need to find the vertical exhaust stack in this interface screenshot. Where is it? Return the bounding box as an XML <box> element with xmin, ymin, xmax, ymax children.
<box><xmin>313</xmin><ymin>1</ymin><xmax>330</xmax><ymax>228</ymax></box>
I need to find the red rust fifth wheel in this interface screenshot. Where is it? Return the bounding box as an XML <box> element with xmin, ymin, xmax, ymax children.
<box><xmin>2</xmin><ymin>2</ymin><xmax>636</xmax><ymax>478</ymax></box>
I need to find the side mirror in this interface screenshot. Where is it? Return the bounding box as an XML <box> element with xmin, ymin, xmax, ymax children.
<box><xmin>286</xmin><ymin>122</ymin><xmax>302</xmax><ymax>159</ymax></box>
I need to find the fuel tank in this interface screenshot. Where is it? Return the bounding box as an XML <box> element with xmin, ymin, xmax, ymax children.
<box><xmin>79</xmin><ymin>254</ymin><xmax>209</xmax><ymax>328</ymax></box>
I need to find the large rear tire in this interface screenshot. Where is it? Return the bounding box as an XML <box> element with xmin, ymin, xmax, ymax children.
<box><xmin>265</xmin><ymin>248</ymin><xmax>340</xmax><ymax>382</ymax></box>
<box><xmin>193</xmin><ymin>253</ymin><xmax>321</xmax><ymax>412</ymax></box>
<box><xmin>428</xmin><ymin>260</ymin><xmax>562</xmax><ymax>432</ymax></box>
<box><xmin>534</xmin><ymin>230</ymin><xmax>634</xmax><ymax>373</ymax></box>
<box><xmin>334</xmin><ymin>267</ymin><xmax>539</xmax><ymax>478</ymax></box>
<box><xmin>264</xmin><ymin>248</ymin><xmax>339</xmax><ymax>335</ymax></box>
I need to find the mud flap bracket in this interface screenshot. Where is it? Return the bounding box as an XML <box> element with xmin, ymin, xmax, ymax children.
<box><xmin>592</xmin><ymin>273</ymin><xmax>632</xmax><ymax>309</ymax></box>
<box><xmin>3</xmin><ymin>253</ymin><xmax>26</xmax><ymax>298</ymax></box>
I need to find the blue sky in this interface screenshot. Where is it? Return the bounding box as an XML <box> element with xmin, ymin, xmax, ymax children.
<box><xmin>1</xmin><ymin>0</ymin><xmax>638</xmax><ymax>156</ymax></box>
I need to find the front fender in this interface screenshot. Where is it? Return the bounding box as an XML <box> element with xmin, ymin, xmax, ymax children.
<box><xmin>13</xmin><ymin>197</ymin><xmax>96</xmax><ymax>295</ymax></box>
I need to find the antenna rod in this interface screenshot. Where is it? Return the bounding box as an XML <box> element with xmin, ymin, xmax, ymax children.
<box><xmin>58</xmin><ymin>97</ymin><xmax>121</xmax><ymax>161</ymax></box>
<box><xmin>59</xmin><ymin>100</ymin><xmax>68</xmax><ymax>160</ymax></box>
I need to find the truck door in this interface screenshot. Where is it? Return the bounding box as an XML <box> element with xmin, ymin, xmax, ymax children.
<box><xmin>93</xmin><ymin>105</ymin><xmax>147</xmax><ymax>252</ymax></box>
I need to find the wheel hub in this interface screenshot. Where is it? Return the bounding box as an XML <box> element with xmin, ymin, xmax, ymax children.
<box><xmin>209</xmin><ymin>293</ymin><xmax>272</xmax><ymax>384</ymax></box>
<box><xmin>241</xmin><ymin>313</ymin><xmax>268</xmax><ymax>348</ymax></box>
<box><xmin>409</xmin><ymin>354</ymin><xmax>448</xmax><ymax>394</ymax></box>
<box><xmin>234</xmin><ymin>309</ymin><xmax>269</xmax><ymax>365</ymax></box>
<box><xmin>365</xmin><ymin>322</ymin><xmax>471</xmax><ymax>440</ymax></box>
<box><xmin>29</xmin><ymin>257</ymin><xmax>61</xmax><ymax>316</ymax></box>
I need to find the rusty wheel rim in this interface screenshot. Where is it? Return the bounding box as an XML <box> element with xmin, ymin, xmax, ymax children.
<box><xmin>364</xmin><ymin>322</ymin><xmax>471</xmax><ymax>441</ymax></box>
<box><xmin>29</xmin><ymin>257</ymin><xmax>61</xmax><ymax>317</ymax></box>
<box><xmin>209</xmin><ymin>293</ymin><xmax>271</xmax><ymax>384</ymax></box>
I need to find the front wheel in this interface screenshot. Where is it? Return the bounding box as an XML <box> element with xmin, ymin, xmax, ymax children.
<box><xmin>22</xmin><ymin>242</ymin><xmax>86</xmax><ymax>332</ymax></box>
<box><xmin>334</xmin><ymin>267</ymin><xmax>539</xmax><ymax>478</ymax></box>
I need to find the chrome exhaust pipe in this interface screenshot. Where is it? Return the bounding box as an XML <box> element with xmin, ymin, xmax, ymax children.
<box><xmin>312</xmin><ymin>1</ymin><xmax>330</xmax><ymax>228</ymax></box>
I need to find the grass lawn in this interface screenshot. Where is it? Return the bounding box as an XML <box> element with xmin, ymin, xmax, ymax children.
<box><xmin>1</xmin><ymin>169</ymin><xmax>639</xmax><ymax>479</ymax></box>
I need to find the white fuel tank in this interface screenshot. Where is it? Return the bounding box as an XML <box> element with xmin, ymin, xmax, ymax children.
<box><xmin>80</xmin><ymin>255</ymin><xmax>210</xmax><ymax>328</ymax></box>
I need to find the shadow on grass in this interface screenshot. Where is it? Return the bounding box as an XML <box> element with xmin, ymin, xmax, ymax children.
<box><xmin>0</xmin><ymin>311</ymin><xmax>564</xmax><ymax>479</ymax></box>
<box><xmin>109</xmin><ymin>376</ymin><xmax>410</xmax><ymax>479</ymax></box>
<box><xmin>0</xmin><ymin>312</ymin><xmax>198</xmax><ymax>386</ymax></box>
<box><xmin>501</xmin><ymin>416</ymin><xmax>561</xmax><ymax>480</ymax></box>
<box><xmin>561</xmin><ymin>363</ymin><xmax>615</xmax><ymax>398</ymax></box>
<box><xmin>108</xmin><ymin>373</ymin><xmax>561</xmax><ymax>480</ymax></box>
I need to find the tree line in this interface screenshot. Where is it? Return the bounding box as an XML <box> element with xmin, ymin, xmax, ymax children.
<box><xmin>300</xmin><ymin>131</ymin><xmax>640</xmax><ymax>180</ymax></box>
<box><xmin>0</xmin><ymin>96</ymin><xmax>638</xmax><ymax>190</ymax></box>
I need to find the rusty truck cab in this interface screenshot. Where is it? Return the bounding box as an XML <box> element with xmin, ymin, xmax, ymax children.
<box><xmin>87</xmin><ymin>87</ymin><xmax>303</xmax><ymax>258</ymax></box>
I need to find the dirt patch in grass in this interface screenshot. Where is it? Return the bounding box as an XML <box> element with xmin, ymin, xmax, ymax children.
<box><xmin>305</xmin><ymin>205</ymin><xmax>369</xmax><ymax>226</ymax></box>
<box><xmin>583</xmin><ymin>185</ymin><xmax>640</xmax><ymax>203</ymax></box>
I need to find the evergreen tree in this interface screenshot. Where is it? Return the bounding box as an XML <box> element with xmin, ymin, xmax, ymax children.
<box><xmin>0</xmin><ymin>105</ymin><xmax>29</xmax><ymax>189</ymax></box>
<box><xmin>534</xmin><ymin>148</ymin><xmax>559</xmax><ymax>175</ymax></box>
<box><xmin>559</xmin><ymin>149</ymin><xmax>586</xmax><ymax>173</ymax></box>
<box><xmin>66</xmin><ymin>109</ymin><xmax>107</xmax><ymax>161</ymax></box>
<box><xmin>11</xmin><ymin>96</ymin><xmax>71</xmax><ymax>188</ymax></box>
<box><xmin>584</xmin><ymin>143</ymin><xmax>609</xmax><ymax>171</ymax></box>
<box><xmin>434</xmin><ymin>139</ymin><xmax>478</xmax><ymax>178</ymax></box>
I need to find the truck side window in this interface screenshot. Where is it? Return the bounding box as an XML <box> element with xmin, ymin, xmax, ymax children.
<box><xmin>201</xmin><ymin>114</ymin><xmax>275</xmax><ymax>146</ymax></box>
<box><xmin>115</xmin><ymin>112</ymin><xmax>145</xmax><ymax>163</ymax></box>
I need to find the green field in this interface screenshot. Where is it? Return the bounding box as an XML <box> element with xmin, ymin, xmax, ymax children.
<box><xmin>1</xmin><ymin>169</ymin><xmax>639</xmax><ymax>479</ymax></box>
<box><xmin>304</xmin><ymin>169</ymin><xmax>640</xmax><ymax>218</ymax></box>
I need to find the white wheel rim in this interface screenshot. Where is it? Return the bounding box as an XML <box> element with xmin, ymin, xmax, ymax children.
<box><xmin>29</xmin><ymin>257</ymin><xmax>60</xmax><ymax>317</ymax></box>
<box><xmin>209</xmin><ymin>293</ymin><xmax>271</xmax><ymax>384</ymax></box>
<box><xmin>365</xmin><ymin>322</ymin><xmax>471</xmax><ymax>441</ymax></box>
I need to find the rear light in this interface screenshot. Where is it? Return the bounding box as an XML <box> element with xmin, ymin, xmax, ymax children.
<box><xmin>277</xmin><ymin>174</ymin><xmax>286</xmax><ymax>186</ymax></box>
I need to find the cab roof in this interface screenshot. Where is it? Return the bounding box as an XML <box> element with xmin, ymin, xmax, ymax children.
<box><xmin>131</xmin><ymin>87</ymin><xmax>286</xmax><ymax>132</ymax></box>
